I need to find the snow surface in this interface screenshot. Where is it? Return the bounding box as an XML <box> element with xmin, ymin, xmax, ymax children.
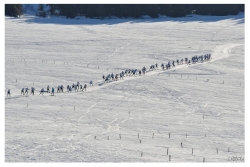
<box><xmin>5</xmin><ymin>13</ymin><xmax>244</xmax><ymax>162</ymax></box>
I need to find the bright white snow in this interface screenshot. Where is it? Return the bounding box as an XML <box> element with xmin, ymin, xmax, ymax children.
<box><xmin>5</xmin><ymin>13</ymin><xmax>244</xmax><ymax>162</ymax></box>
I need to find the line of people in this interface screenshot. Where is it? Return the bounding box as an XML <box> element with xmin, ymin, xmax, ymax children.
<box><xmin>101</xmin><ymin>53</ymin><xmax>211</xmax><ymax>83</ymax></box>
<box><xmin>6</xmin><ymin>53</ymin><xmax>211</xmax><ymax>97</ymax></box>
<box><xmin>6</xmin><ymin>80</ymin><xmax>94</xmax><ymax>97</ymax></box>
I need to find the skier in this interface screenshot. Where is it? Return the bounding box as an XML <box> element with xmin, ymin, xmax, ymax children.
<box><xmin>105</xmin><ymin>77</ymin><xmax>109</xmax><ymax>82</ymax></box>
<box><xmin>168</xmin><ymin>61</ymin><xmax>171</xmax><ymax>69</ymax></box>
<box><xmin>90</xmin><ymin>81</ymin><xmax>93</xmax><ymax>86</ymax></box>
<box><xmin>102</xmin><ymin>75</ymin><xmax>105</xmax><ymax>80</ymax></box>
<box><xmin>161</xmin><ymin>63</ymin><xmax>164</xmax><ymax>70</ymax></box>
<box><xmin>57</xmin><ymin>85</ymin><xmax>60</xmax><ymax>93</ymax></box>
<box><xmin>84</xmin><ymin>84</ymin><xmax>87</xmax><ymax>91</ymax></box>
<box><xmin>51</xmin><ymin>87</ymin><xmax>54</xmax><ymax>96</ymax></box>
<box><xmin>77</xmin><ymin>82</ymin><xmax>80</xmax><ymax>89</ymax></box>
<box><xmin>7</xmin><ymin>89</ymin><xmax>10</xmax><ymax>97</ymax></box>
<box><xmin>120</xmin><ymin>73</ymin><xmax>123</xmax><ymax>79</ymax></box>
<box><xmin>60</xmin><ymin>85</ymin><xmax>64</xmax><ymax>92</ymax></box>
<box><xmin>181</xmin><ymin>59</ymin><xmax>184</xmax><ymax>64</ymax></box>
<box><xmin>39</xmin><ymin>88</ymin><xmax>45</xmax><ymax>95</ymax></box>
<box><xmin>133</xmin><ymin>70</ymin><xmax>136</xmax><ymax>76</ymax></box>
<box><xmin>21</xmin><ymin>88</ymin><xmax>25</xmax><ymax>95</ymax></box>
<box><xmin>30</xmin><ymin>87</ymin><xmax>35</xmax><ymax>95</ymax></box>
<box><xmin>80</xmin><ymin>84</ymin><xmax>83</xmax><ymax>91</ymax></box>
<box><xmin>25</xmin><ymin>87</ymin><xmax>29</xmax><ymax>95</ymax></box>
<box><xmin>172</xmin><ymin>61</ymin><xmax>175</xmax><ymax>68</ymax></box>
<box><xmin>111</xmin><ymin>73</ymin><xmax>114</xmax><ymax>80</ymax></box>
<box><xmin>47</xmin><ymin>85</ymin><xmax>50</xmax><ymax>93</ymax></box>
<box><xmin>142</xmin><ymin>67</ymin><xmax>146</xmax><ymax>75</ymax></box>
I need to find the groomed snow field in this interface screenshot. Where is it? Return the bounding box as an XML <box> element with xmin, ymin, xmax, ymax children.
<box><xmin>5</xmin><ymin>13</ymin><xmax>244</xmax><ymax>162</ymax></box>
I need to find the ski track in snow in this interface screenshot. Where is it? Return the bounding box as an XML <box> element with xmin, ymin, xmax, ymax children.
<box><xmin>5</xmin><ymin>14</ymin><xmax>244</xmax><ymax>162</ymax></box>
<box><xmin>5</xmin><ymin>43</ymin><xmax>242</xmax><ymax>101</ymax></box>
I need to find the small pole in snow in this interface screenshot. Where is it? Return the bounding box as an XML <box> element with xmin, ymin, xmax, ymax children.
<box><xmin>169</xmin><ymin>155</ymin><xmax>171</xmax><ymax>161</ymax></box>
<box><xmin>228</xmin><ymin>147</ymin><xmax>229</xmax><ymax>152</ymax></box>
<box><xmin>203</xmin><ymin>158</ymin><xmax>205</xmax><ymax>163</ymax></box>
<box><xmin>94</xmin><ymin>136</ymin><xmax>96</xmax><ymax>139</ymax></box>
<box><xmin>203</xmin><ymin>114</ymin><xmax>204</xmax><ymax>120</ymax></box>
<box><xmin>74</xmin><ymin>106</ymin><xmax>75</xmax><ymax>111</ymax></box>
<box><xmin>192</xmin><ymin>148</ymin><xmax>193</xmax><ymax>154</ymax></box>
<box><xmin>27</xmin><ymin>103</ymin><xmax>28</xmax><ymax>108</ymax></box>
<box><xmin>223</xmin><ymin>80</ymin><xmax>224</xmax><ymax>84</ymax></box>
<box><xmin>16</xmin><ymin>79</ymin><xmax>17</xmax><ymax>83</ymax></box>
<box><xmin>139</xmin><ymin>139</ymin><xmax>141</xmax><ymax>144</ymax></box>
<box><xmin>141</xmin><ymin>152</ymin><xmax>143</xmax><ymax>157</ymax></box>
<box><xmin>138</xmin><ymin>133</ymin><xmax>139</xmax><ymax>139</ymax></box>
<box><xmin>169</xmin><ymin>133</ymin><xmax>170</xmax><ymax>138</ymax></box>
<box><xmin>186</xmin><ymin>134</ymin><xmax>187</xmax><ymax>138</ymax></box>
<box><xmin>181</xmin><ymin>74</ymin><xmax>182</xmax><ymax>78</ymax></box>
<box><xmin>167</xmin><ymin>148</ymin><xmax>168</xmax><ymax>155</ymax></box>
<box><xmin>205</xmin><ymin>134</ymin><xmax>206</xmax><ymax>137</ymax></box>
<box><xmin>181</xmin><ymin>142</ymin><xmax>183</xmax><ymax>148</ymax></box>
<box><xmin>216</xmin><ymin>148</ymin><xmax>218</xmax><ymax>154</ymax></box>
<box><xmin>152</xmin><ymin>133</ymin><xmax>154</xmax><ymax>138</ymax></box>
<box><xmin>119</xmin><ymin>134</ymin><xmax>121</xmax><ymax>140</ymax></box>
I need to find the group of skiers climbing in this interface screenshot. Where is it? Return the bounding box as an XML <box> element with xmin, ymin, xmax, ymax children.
<box><xmin>6</xmin><ymin>80</ymin><xmax>93</xmax><ymax>97</ymax></box>
<box><xmin>101</xmin><ymin>53</ymin><xmax>211</xmax><ymax>83</ymax></box>
<box><xmin>102</xmin><ymin>67</ymin><xmax>147</xmax><ymax>83</ymax></box>
<box><xmin>6</xmin><ymin>53</ymin><xmax>211</xmax><ymax>97</ymax></box>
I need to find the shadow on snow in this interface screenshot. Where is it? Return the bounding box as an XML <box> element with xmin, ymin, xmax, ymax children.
<box><xmin>6</xmin><ymin>13</ymin><xmax>244</xmax><ymax>26</ymax></box>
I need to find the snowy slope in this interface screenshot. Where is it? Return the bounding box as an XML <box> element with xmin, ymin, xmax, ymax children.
<box><xmin>5</xmin><ymin>13</ymin><xmax>244</xmax><ymax>162</ymax></box>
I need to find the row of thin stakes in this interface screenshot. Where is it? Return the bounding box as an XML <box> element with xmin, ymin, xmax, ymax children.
<box><xmin>179</xmin><ymin>74</ymin><xmax>242</xmax><ymax>86</ymax></box>
<box><xmin>24</xmin><ymin>102</ymin><xmax>233</xmax><ymax>162</ymax></box>
<box><xmin>93</xmin><ymin>132</ymin><xmax>231</xmax><ymax>162</ymax></box>
<box><xmin>17</xmin><ymin>58</ymin><xmax>99</xmax><ymax>68</ymax></box>
<box><xmin>14</xmin><ymin>57</ymin><xmax>243</xmax><ymax>93</ymax></box>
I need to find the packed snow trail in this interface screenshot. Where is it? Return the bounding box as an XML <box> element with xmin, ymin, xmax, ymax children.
<box><xmin>5</xmin><ymin>13</ymin><xmax>244</xmax><ymax>162</ymax></box>
<box><xmin>5</xmin><ymin>43</ymin><xmax>242</xmax><ymax>100</ymax></box>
